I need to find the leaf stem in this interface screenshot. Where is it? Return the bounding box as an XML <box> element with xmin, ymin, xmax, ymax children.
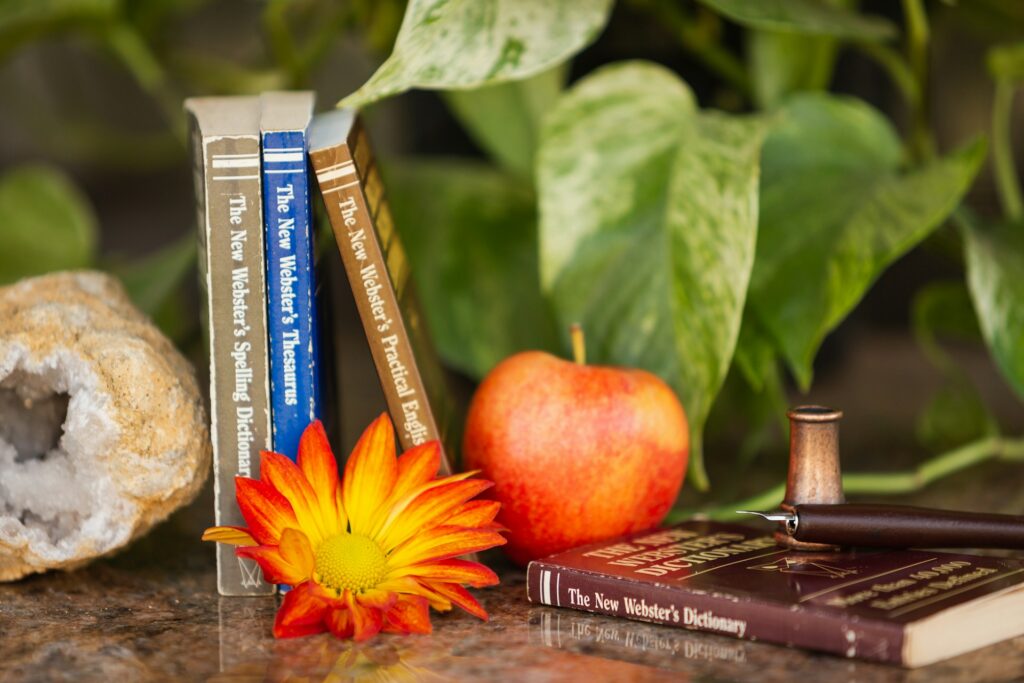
<box><xmin>263</xmin><ymin>0</ymin><xmax>301</xmax><ymax>85</ymax></box>
<box><xmin>102</xmin><ymin>22</ymin><xmax>185</xmax><ymax>142</ymax></box>
<box><xmin>671</xmin><ymin>435</ymin><xmax>1024</xmax><ymax>521</ymax></box>
<box><xmin>632</xmin><ymin>0</ymin><xmax>751</xmax><ymax>99</ymax></box>
<box><xmin>992</xmin><ymin>78</ymin><xmax>1023</xmax><ymax>220</ymax></box>
<box><xmin>570</xmin><ymin>323</ymin><xmax>586</xmax><ymax>365</ymax></box>
<box><xmin>689</xmin><ymin>432</ymin><xmax>710</xmax><ymax>493</ymax></box>
<box><xmin>854</xmin><ymin>41</ymin><xmax>920</xmax><ymax>109</ymax></box>
<box><xmin>901</xmin><ymin>0</ymin><xmax>935</xmax><ymax>162</ymax></box>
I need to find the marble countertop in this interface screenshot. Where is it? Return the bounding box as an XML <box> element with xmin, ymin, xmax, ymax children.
<box><xmin>3</xmin><ymin>518</ymin><xmax>1024</xmax><ymax>683</ymax></box>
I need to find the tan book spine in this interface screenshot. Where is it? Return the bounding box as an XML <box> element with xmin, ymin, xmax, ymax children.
<box><xmin>310</xmin><ymin>126</ymin><xmax>452</xmax><ymax>476</ymax></box>
<box><xmin>192</xmin><ymin>128</ymin><xmax>274</xmax><ymax>596</ymax></box>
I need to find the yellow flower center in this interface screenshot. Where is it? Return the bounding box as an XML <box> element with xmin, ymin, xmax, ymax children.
<box><xmin>313</xmin><ymin>533</ymin><xmax>387</xmax><ymax>594</ymax></box>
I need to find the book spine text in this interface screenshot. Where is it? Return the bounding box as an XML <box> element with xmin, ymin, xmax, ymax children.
<box><xmin>262</xmin><ymin>129</ymin><xmax>321</xmax><ymax>460</ymax></box>
<box><xmin>527</xmin><ymin>561</ymin><xmax>906</xmax><ymax>665</ymax></box>
<box><xmin>199</xmin><ymin>134</ymin><xmax>274</xmax><ymax>596</ymax></box>
<box><xmin>310</xmin><ymin>141</ymin><xmax>450</xmax><ymax>475</ymax></box>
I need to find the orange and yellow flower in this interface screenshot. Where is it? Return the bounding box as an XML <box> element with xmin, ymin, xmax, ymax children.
<box><xmin>203</xmin><ymin>413</ymin><xmax>506</xmax><ymax>640</ymax></box>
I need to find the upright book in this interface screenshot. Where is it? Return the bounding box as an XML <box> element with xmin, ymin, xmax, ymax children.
<box><xmin>309</xmin><ymin>109</ymin><xmax>455</xmax><ymax>474</ymax></box>
<box><xmin>186</xmin><ymin>97</ymin><xmax>274</xmax><ymax>596</ymax></box>
<box><xmin>260</xmin><ymin>91</ymin><xmax>321</xmax><ymax>460</ymax></box>
<box><xmin>527</xmin><ymin>520</ymin><xmax>1024</xmax><ymax>667</ymax></box>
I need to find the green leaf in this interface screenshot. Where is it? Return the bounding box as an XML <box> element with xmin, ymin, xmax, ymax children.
<box><xmin>750</xmin><ymin>94</ymin><xmax>985</xmax><ymax>389</ymax></box>
<box><xmin>0</xmin><ymin>0</ymin><xmax>118</xmax><ymax>60</ymax></box>
<box><xmin>109</xmin><ymin>234</ymin><xmax>196</xmax><ymax>316</ymax></box>
<box><xmin>963</xmin><ymin>218</ymin><xmax>1024</xmax><ymax>401</ymax></box>
<box><xmin>695</xmin><ymin>0</ymin><xmax>895</xmax><ymax>39</ymax></box>
<box><xmin>733</xmin><ymin>310</ymin><xmax>781</xmax><ymax>393</ymax></box>
<box><xmin>386</xmin><ymin>159</ymin><xmax>559</xmax><ymax>379</ymax></box>
<box><xmin>444</xmin><ymin>64</ymin><xmax>566</xmax><ymax>178</ymax></box>
<box><xmin>911</xmin><ymin>280</ymin><xmax>981</xmax><ymax>370</ymax></box>
<box><xmin>538</xmin><ymin>61</ymin><xmax>769</xmax><ymax>490</ymax></box>
<box><xmin>916</xmin><ymin>381</ymin><xmax>998</xmax><ymax>454</ymax></box>
<box><xmin>911</xmin><ymin>278</ymin><xmax>997</xmax><ymax>454</ymax></box>
<box><xmin>0</xmin><ymin>164</ymin><xmax>97</xmax><ymax>285</ymax></box>
<box><xmin>987</xmin><ymin>42</ymin><xmax>1024</xmax><ymax>82</ymax></box>
<box><xmin>748</xmin><ymin>30</ymin><xmax>839</xmax><ymax>108</ymax></box>
<box><xmin>340</xmin><ymin>0</ymin><xmax>613</xmax><ymax>109</ymax></box>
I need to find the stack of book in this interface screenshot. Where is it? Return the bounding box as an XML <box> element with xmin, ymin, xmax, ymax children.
<box><xmin>186</xmin><ymin>93</ymin><xmax>456</xmax><ymax>596</ymax></box>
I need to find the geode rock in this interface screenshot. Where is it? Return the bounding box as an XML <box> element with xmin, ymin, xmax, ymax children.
<box><xmin>0</xmin><ymin>271</ymin><xmax>210</xmax><ymax>580</ymax></box>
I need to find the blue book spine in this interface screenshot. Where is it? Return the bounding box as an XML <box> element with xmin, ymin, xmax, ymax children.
<box><xmin>262</xmin><ymin>129</ymin><xmax>321</xmax><ymax>461</ymax></box>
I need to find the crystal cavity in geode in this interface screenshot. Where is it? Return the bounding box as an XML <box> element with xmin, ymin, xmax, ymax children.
<box><xmin>0</xmin><ymin>271</ymin><xmax>210</xmax><ymax>580</ymax></box>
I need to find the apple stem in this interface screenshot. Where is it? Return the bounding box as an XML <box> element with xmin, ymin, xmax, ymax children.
<box><xmin>570</xmin><ymin>323</ymin><xmax>586</xmax><ymax>365</ymax></box>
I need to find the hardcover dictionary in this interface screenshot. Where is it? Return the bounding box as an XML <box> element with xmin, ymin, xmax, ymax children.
<box><xmin>527</xmin><ymin>520</ymin><xmax>1024</xmax><ymax>667</ymax></box>
<box><xmin>186</xmin><ymin>97</ymin><xmax>274</xmax><ymax>596</ymax></box>
<box><xmin>309</xmin><ymin>109</ymin><xmax>456</xmax><ymax>474</ymax></box>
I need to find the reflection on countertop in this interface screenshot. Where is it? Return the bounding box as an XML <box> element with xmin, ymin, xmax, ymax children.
<box><xmin>2</xmin><ymin>522</ymin><xmax>1024</xmax><ymax>683</ymax></box>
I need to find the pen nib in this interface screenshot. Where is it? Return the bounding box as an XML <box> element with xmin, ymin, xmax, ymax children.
<box><xmin>737</xmin><ymin>510</ymin><xmax>795</xmax><ymax>523</ymax></box>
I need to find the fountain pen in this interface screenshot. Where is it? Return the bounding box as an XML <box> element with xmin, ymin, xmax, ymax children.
<box><xmin>738</xmin><ymin>503</ymin><xmax>1024</xmax><ymax>549</ymax></box>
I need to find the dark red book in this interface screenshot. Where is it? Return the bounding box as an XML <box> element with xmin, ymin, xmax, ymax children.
<box><xmin>526</xmin><ymin>521</ymin><xmax>1024</xmax><ymax>667</ymax></box>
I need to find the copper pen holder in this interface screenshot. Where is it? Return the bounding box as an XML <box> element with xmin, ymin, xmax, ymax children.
<box><xmin>776</xmin><ymin>406</ymin><xmax>845</xmax><ymax>551</ymax></box>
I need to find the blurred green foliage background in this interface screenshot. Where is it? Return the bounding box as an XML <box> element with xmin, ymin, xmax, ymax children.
<box><xmin>1</xmin><ymin>0</ymin><xmax>1023</xmax><ymax>514</ymax></box>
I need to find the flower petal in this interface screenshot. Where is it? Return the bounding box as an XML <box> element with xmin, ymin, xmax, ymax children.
<box><xmin>368</xmin><ymin>470</ymin><xmax>477</xmax><ymax>539</ymax></box>
<box><xmin>430</xmin><ymin>582</ymin><xmax>488</xmax><ymax>621</ymax></box>
<box><xmin>273</xmin><ymin>582</ymin><xmax>329</xmax><ymax>638</ymax></box>
<box><xmin>201</xmin><ymin>525</ymin><xmax>257</xmax><ymax>547</ymax></box>
<box><xmin>383</xmin><ymin>595</ymin><xmax>432</xmax><ymax>635</ymax></box>
<box><xmin>379</xmin><ymin>479</ymin><xmax>493</xmax><ymax>551</ymax></box>
<box><xmin>236</xmin><ymin>477</ymin><xmax>299</xmax><ymax>546</ymax></box>
<box><xmin>278</xmin><ymin>527</ymin><xmax>315</xmax><ymax>579</ymax></box>
<box><xmin>236</xmin><ymin>530</ymin><xmax>314</xmax><ymax>586</ymax></box>
<box><xmin>345</xmin><ymin>591</ymin><xmax>384</xmax><ymax>641</ymax></box>
<box><xmin>375</xmin><ymin>576</ymin><xmax>452</xmax><ymax>612</ymax></box>
<box><xmin>391</xmin><ymin>441</ymin><xmax>441</xmax><ymax>502</ymax></box>
<box><xmin>387</xmin><ymin>526</ymin><xmax>506</xmax><ymax>569</ymax></box>
<box><xmin>261</xmin><ymin>451</ymin><xmax>329</xmax><ymax>545</ymax></box>
<box><xmin>297</xmin><ymin>420</ymin><xmax>344</xmax><ymax>531</ymax></box>
<box><xmin>235</xmin><ymin>546</ymin><xmax>296</xmax><ymax>585</ymax></box>
<box><xmin>343</xmin><ymin>413</ymin><xmax>397</xmax><ymax>535</ymax></box>
<box><xmin>356</xmin><ymin>588</ymin><xmax>397</xmax><ymax>611</ymax></box>
<box><xmin>389</xmin><ymin>559</ymin><xmax>499</xmax><ymax>588</ymax></box>
<box><xmin>324</xmin><ymin>607</ymin><xmax>353</xmax><ymax>639</ymax></box>
<box><xmin>442</xmin><ymin>500</ymin><xmax>501</xmax><ymax>528</ymax></box>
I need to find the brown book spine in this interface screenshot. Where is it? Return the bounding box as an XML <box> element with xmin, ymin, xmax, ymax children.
<box><xmin>310</xmin><ymin>126</ymin><xmax>451</xmax><ymax>475</ymax></box>
<box><xmin>526</xmin><ymin>561</ymin><xmax>907</xmax><ymax>665</ymax></box>
<box><xmin>192</xmin><ymin>128</ymin><xmax>274</xmax><ymax>596</ymax></box>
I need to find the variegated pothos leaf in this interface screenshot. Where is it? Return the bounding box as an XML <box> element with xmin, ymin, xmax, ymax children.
<box><xmin>341</xmin><ymin>0</ymin><xmax>612</xmax><ymax>109</ymax></box>
<box><xmin>538</xmin><ymin>61</ymin><xmax>769</xmax><ymax>491</ymax></box>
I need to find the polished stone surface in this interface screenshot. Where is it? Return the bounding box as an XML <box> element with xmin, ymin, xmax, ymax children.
<box><xmin>2</xmin><ymin>512</ymin><xmax>1024</xmax><ymax>682</ymax></box>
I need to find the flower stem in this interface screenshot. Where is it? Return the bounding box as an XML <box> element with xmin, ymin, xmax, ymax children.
<box><xmin>671</xmin><ymin>435</ymin><xmax>1024</xmax><ymax>522</ymax></box>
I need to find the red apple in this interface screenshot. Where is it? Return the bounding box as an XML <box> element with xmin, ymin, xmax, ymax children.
<box><xmin>463</xmin><ymin>327</ymin><xmax>689</xmax><ymax>564</ymax></box>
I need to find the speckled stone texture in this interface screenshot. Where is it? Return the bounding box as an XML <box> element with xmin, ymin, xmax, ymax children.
<box><xmin>0</xmin><ymin>271</ymin><xmax>210</xmax><ymax>581</ymax></box>
<box><xmin>1</xmin><ymin>516</ymin><xmax>1023</xmax><ymax>683</ymax></box>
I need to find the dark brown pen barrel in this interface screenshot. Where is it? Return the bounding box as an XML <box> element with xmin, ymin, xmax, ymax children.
<box><xmin>793</xmin><ymin>504</ymin><xmax>1024</xmax><ymax>549</ymax></box>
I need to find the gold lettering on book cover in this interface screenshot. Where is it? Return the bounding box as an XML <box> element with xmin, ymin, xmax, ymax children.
<box><xmin>885</xmin><ymin>566</ymin><xmax>1023</xmax><ymax>616</ymax></box>
<box><xmin>592</xmin><ymin>532</ymin><xmax>778</xmax><ymax>577</ymax></box>
<box><xmin>749</xmin><ymin>557</ymin><xmax>859</xmax><ymax>579</ymax></box>
<box><xmin>797</xmin><ymin>557</ymin><xmax>937</xmax><ymax>603</ymax></box>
